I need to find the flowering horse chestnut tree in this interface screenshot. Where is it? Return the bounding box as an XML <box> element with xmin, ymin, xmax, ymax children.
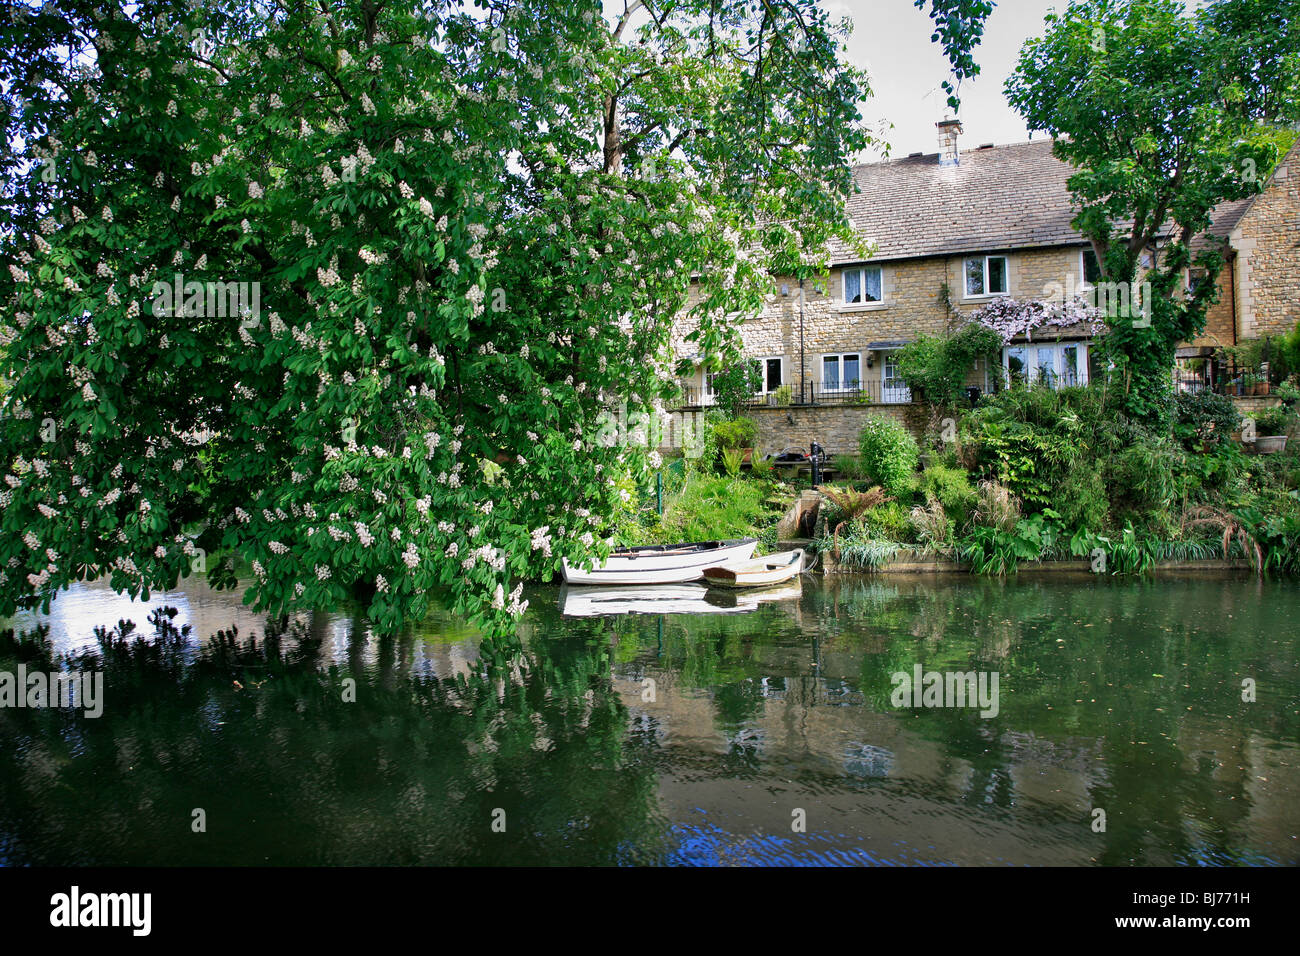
<box><xmin>1</xmin><ymin>0</ymin><xmax>992</xmax><ymax>633</ymax></box>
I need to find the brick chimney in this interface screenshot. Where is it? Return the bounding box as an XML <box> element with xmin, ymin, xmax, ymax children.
<box><xmin>937</xmin><ymin>118</ymin><xmax>963</xmax><ymax>166</ymax></box>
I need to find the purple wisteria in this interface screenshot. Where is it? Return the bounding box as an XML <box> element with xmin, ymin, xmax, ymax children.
<box><xmin>967</xmin><ymin>296</ymin><xmax>1104</xmax><ymax>343</ymax></box>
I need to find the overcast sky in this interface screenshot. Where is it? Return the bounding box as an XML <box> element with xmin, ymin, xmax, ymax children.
<box><xmin>825</xmin><ymin>0</ymin><xmax>1064</xmax><ymax>160</ymax></box>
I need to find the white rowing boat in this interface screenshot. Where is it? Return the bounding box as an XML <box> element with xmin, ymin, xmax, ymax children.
<box><xmin>702</xmin><ymin>549</ymin><xmax>805</xmax><ymax>588</ymax></box>
<box><xmin>561</xmin><ymin>538</ymin><xmax>758</xmax><ymax>585</ymax></box>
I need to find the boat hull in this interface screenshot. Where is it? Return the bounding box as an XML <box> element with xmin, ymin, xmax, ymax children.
<box><xmin>703</xmin><ymin>549</ymin><xmax>805</xmax><ymax>588</ymax></box>
<box><xmin>561</xmin><ymin>538</ymin><xmax>758</xmax><ymax>585</ymax></box>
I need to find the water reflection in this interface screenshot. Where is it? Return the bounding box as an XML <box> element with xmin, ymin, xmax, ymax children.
<box><xmin>1</xmin><ymin>574</ymin><xmax>1296</xmax><ymax>866</ymax></box>
<box><xmin>558</xmin><ymin>582</ymin><xmax>803</xmax><ymax>616</ymax></box>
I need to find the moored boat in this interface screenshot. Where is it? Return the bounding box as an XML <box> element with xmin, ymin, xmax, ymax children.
<box><xmin>702</xmin><ymin>549</ymin><xmax>805</xmax><ymax>588</ymax></box>
<box><xmin>561</xmin><ymin>538</ymin><xmax>758</xmax><ymax>586</ymax></box>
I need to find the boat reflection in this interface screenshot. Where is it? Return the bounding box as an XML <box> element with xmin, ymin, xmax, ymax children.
<box><xmin>559</xmin><ymin>581</ymin><xmax>803</xmax><ymax>617</ymax></box>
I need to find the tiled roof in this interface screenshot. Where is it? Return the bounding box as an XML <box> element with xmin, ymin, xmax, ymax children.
<box><xmin>1190</xmin><ymin>196</ymin><xmax>1253</xmax><ymax>253</ymax></box>
<box><xmin>817</xmin><ymin>136</ymin><xmax>1258</xmax><ymax>266</ymax></box>
<box><xmin>828</xmin><ymin>139</ymin><xmax>1086</xmax><ymax>264</ymax></box>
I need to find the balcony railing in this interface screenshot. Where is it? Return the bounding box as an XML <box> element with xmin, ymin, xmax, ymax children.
<box><xmin>1175</xmin><ymin>360</ymin><xmax>1275</xmax><ymax>397</ymax></box>
<box><xmin>675</xmin><ymin>380</ymin><xmax>914</xmax><ymax>408</ymax></box>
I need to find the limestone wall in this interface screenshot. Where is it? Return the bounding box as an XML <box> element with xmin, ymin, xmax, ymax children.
<box><xmin>1232</xmin><ymin>142</ymin><xmax>1300</xmax><ymax>341</ymax></box>
<box><xmin>741</xmin><ymin>403</ymin><xmax>926</xmax><ymax>458</ymax></box>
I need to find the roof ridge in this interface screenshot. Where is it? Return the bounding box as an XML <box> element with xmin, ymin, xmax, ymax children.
<box><xmin>853</xmin><ymin>138</ymin><xmax>1054</xmax><ymax>171</ymax></box>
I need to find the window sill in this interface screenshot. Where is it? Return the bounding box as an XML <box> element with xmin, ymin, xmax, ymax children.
<box><xmin>837</xmin><ymin>302</ymin><xmax>887</xmax><ymax>313</ymax></box>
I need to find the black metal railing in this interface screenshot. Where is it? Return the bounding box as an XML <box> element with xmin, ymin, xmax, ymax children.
<box><xmin>674</xmin><ymin>380</ymin><xmax>915</xmax><ymax>409</ymax></box>
<box><xmin>1175</xmin><ymin>359</ymin><xmax>1275</xmax><ymax>397</ymax></box>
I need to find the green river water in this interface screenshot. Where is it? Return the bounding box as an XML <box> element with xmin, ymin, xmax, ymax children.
<box><xmin>1</xmin><ymin>573</ymin><xmax>1296</xmax><ymax>866</ymax></box>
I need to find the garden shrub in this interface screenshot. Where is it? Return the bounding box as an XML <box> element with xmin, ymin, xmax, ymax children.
<box><xmin>710</xmin><ymin>363</ymin><xmax>763</xmax><ymax>418</ymax></box>
<box><xmin>1249</xmin><ymin>406</ymin><xmax>1295</xmax><ymax>437</ymax></box>
<box><xmin>1106</xmin><ymin>438</ymin><xmax>1190</xmax><ymax>522</ymax></box>
<box><xmin>919</xmin><ymin>464</ymin><xmax>977</xmax><ymax>527</ymax></box>
<box><xmin>910</xmin><ymin>496</ymin><xmax>950</xmax><ymax>550</ymax></box>
<box><xmin>857</xmin><ymin>501</ymin><xmax>917</xmax><ymax>543</ymax></box>
<box><xmin>712</xmin><ymin>417</ymin><xmax>757</xmax><ymax>450</ymax></box>
<box><xmin>1173</xmin><ymin>390</ymin><xmax>1241</xmax><ymax>451</ymax></box>
<box><xmin>894</xmin><ymin>323</ymin><xmax>1003</xmax><ymax>408</ymax></box>
<box><xmin>654</xmin><ymin>475</ymin><xmax>780</xmax><ymax>544</ymax></box>
<box><xmin>858</xmin><ymin>417</ymin><xmax>919</xmax><ymax>497</ymax></box>
<box><xmin>1055</xmin><ymin>464</ymin><xmax>1109</xmax><ymax>531</ymax></box>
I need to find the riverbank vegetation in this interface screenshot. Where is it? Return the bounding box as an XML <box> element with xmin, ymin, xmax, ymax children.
<box><xmin>613</xmin><ymin>414</ymin><xmax>792</xmax><ymax>553</ymax></box>
<box><xmin>813</xmin><ymin>381</ymin><xmax>1300</xmax><ymax>575</ymax></box>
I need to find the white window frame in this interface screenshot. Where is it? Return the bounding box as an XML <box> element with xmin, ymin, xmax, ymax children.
<box><xmin>820</xmin><ymin>352</ymin><xmax>863</xmax><ymax>392</ymax></box>
<box><xmin>702</xmin><ymin>369</ymin><xmax>719</xmax><ymax>405</ymax></box>
<box><xmin>752</xmin><ymin>356</ymin><xmax>785</xmax><ymax>395</ymax></box>
<box><xmin>877</xmin><ymin>348</ymin><xmax>913</xmax><ymax>404</ymax></box>
<box><xmin>1080</xmin><ymin>248</ymin><xmax>1101</xmax><ymax>290</ymax></box>
<box><xmin>841</xmin><ymin>265</ymin><xmax>884</xmax><ymax>306</ymax></box>
<box><xmin>964</xmin><ymin>255</ymin><xmax>1009</xmax><ymax>299</ymax></box>
<box><xmin>1002</xmin><ymin>342</ymin><xmax>1089</xmax><ymax>389</ymax></box>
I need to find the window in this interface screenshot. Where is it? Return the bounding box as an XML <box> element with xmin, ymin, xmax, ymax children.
<box><xmin>1002</xmin><ymin>343</ymin><xmax>1088</xmax><ymax>389</ymax></box>
<box><xmin>821</xmin><ymin>353</ymin><xmax>862</xmax><ymax>392</ymax></box>
<box><xmin>1081</xmin><ymin>248</ymin><xmax>1101</xmax><ymax>287</ymax></box>
<box><xmin>842</xmin><ymin>266</ymin><xmax>883</xmax><ymax>304</ymax></box>
<box><xmin>965</xmin><ymin>255</ymin><xmax>1008</xmax><ymax>297</ymax></box>
<box><xmin>750</xmin><ymin>356</ymin><xmax>783</xmax><ymax>394</ymax></box>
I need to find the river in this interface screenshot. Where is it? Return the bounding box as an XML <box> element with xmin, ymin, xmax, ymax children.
<box><xmin>1</xmin><ymin>573</ymin><xmax>1296</xmax><ymax>865</ymax></box>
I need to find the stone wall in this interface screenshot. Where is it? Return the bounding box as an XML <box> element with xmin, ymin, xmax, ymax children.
<box><xmin>741</xmin><ymin>402</ymin><xmax>926</xmax><ymax>458</ymax></box>
<box><xmin>669</xmin><ymin>153</ymin><xmax>1300</xmax><ymax>406</ymax></box>
<box><xmin>1191</xmin><ymin>261</ymin><xmax>1238</xmax><ymax>350</ymax></box>
<box><xmin>1232</xmin><ymin>142</ymin><xmax>1300</xmax><ymax>340</ymax></box>
<box><xmin>676</xmin><ymin>244</ymin><xmax>1105</xmax><ymax>401</ymax></box>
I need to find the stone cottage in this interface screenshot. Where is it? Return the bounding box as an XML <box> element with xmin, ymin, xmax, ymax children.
<box><xmin>671</xmin><ymin>121</ymin><xmax>1300</xmax><ymax>454</ymax></box>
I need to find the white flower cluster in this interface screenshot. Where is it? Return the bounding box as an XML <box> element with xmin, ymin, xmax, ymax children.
<box><xmin>402</xmin><ymin>543</ymin><xmax>420</xmax><ymax>568</ymax></box>
<box><xmin>506</xmin><ymin>582</ymin><xmax>527</xmax><ymax>617</ymax></box>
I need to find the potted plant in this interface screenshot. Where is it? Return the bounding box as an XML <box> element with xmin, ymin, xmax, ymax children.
<box><xmin>1248</xmin><ymin>407</ymin><xmax>1292</xmax><ymax>453</ymax></box>
<box><xmin>773</xmin><ymin>384</ymin><xmax>793</xmax><ymax>406</ymax></box>
<box><xmin>1244</xmin><ymin>372</ymin><xmax>1271</xmax><ymax>396</ymax></box>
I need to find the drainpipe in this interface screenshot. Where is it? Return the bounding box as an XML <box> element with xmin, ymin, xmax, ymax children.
<box><xmin>1230</xmin><ymin>256</ymin><xmax>1238</xmax><ymax>347</ymax></box>
<box><xmin>790</xmin><ymin>280</ymin><xmax>800</xmax><ymax>408</ymax></box>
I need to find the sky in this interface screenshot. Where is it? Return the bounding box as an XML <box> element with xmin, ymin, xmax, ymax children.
<box><xmin>823</xmin><ymin>0</ymin><xmax>1065</xmax><ymax>160</ymax></box>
